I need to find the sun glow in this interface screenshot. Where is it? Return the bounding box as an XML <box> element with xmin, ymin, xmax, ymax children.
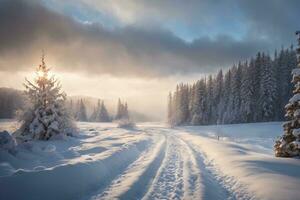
<box><xmin>37</xmin><ymin>70</ymin><xmax>44</xmax><ymax>78</ymax></box>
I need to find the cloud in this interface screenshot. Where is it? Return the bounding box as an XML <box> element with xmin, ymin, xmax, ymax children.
<box><xmin>238</xmin><ymin>0</ymin><xmax>300</xmax><ymax>44</ymax></box>
<box><xmin>0</xmin><ymin>0</ymin><xmax>296</xmax><ymax>78</ymax></box>
<box><xmin>76</xmin><ymin>0</ymin><xmax>299</xmax><ymax>43</ymax></box>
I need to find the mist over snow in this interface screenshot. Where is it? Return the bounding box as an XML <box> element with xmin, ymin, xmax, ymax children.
<box><xmin>0</xmin><ymin>0</ymin><xmax>299</xmax><ymax>117</ymax></box>
<box><xmin>0</xmin><ymin>1</ymin><xmax>300</xmax><ymax>199</ymax></box>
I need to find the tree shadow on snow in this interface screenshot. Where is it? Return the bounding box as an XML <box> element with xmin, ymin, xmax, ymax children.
<box><xmin>245</xmin><ymin>159</ymin><xmax>300</xmax><ymax>178</ymax></box>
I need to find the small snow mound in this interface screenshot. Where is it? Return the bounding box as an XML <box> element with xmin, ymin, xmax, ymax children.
<box><xmin>0</xmin><ymin>131</ymin><xmax>16</xmax><ymax>153</ymax></box>
<box><xmin>117</xmin><ymin>119</ymin><xmax>136</xmax><ymax>129</ymax></box>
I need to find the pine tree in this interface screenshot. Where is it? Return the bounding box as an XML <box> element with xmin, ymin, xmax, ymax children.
<box><xmin>177</xmin><ymin>84</ymin><xmax>189</xmax><ymax>125</ymax></box>
<box><xmin>253</xmin><ymin>52</ymin><xmax>263</xmax><ymax>121</ymax></box>
<box><xmin>167</xmin><ymin>92</ymin><xmax>173</xmax><ymax>125</ymax></box>
<box><xmin>276</xmin><ymin>48</ymin><xmax>293</xmax><ymax>120</ymax></box>
<box><xmin>98</xmin><ymin>101</ymin><xmax>111</xmax><ymax>122</ymax></box>
<box><xmin>259</xmin><ymin>54</ymin><xmax>277</xmax><ymax>121</ymax></box>
<box><xmin>115</xmin><ymin>99</ymin><xmax>129</xmax><ymax>120</ymax></box>
<box><xmin>274</xmin><ymin>32</ymin><xmax>300</xmax><ymax>157</ymax></box>
<box><xmin>206</xmin><ymin>75</ymin><xmax>213</xmax><ymax>124</ymax></box>
<box><xmin>68</xmin><ymin>99</ymin><xmax>75</xmax><ymax>118</ymax></box>
<box><xmin>76</xmin><ymin>99</ymin><xmax>88</xmax><ymax>121</ymax></box>
<box><xmin>123</xmin><ymin>103</ymin><xmax>129</xmax><ymax>120</ymax></box>
<box><xmin>191</xmin><ymin>80</ymin><xmax>207</xmax><ymax>125</ymax></box>
<box><xmin>167</xmin><ymin>46</ymin><xmax>297</xmax><ymax>126</ymax></box>
<box><xmin>240</xmin><ymin>60</ymin><xmax>254</xmax><ymax>122</ymax></box>
<box><xmin>15</xmin><ymin>54</ymin><xmax>76</xmax><ymax>141</ymax></box>
<box><xmin>287</xmin><ymin>45</ymin><xmax>298</xmax><ymax>100</ymax></box>
<box><xmin>229</xmin><ymin>64</ymin><xmax>242</xmax><ymax>123</ymax></box>
<box><xmin>115</xmin><ymin>98</ymin><xmax>122</xmax><ymax>120</ymax></box>
<box><xmin>89</xmin><ymin>106</ymin><xmax>98</xmax><ymax>122</ymax></box>
<box><xmin>274</xmin><ymin>49</ymin><xmax>282</xmax><ymax>120</ymax></box>
<box><xmin>91</xmin><ymin>99</ymin><xmax>101</xmax><ymax>122</ymax></box>
<box><xmin>222</xmin><ymin>69</ymin><xmax>232</xmax><ymax>123</ymax></box>
<box><xmin>173</xmin><ymin>85</ymin><xmax>181</xmax><ymax>125</ymax></box>
<box><xmin>212</xmin><ymin>70</ymin><xmax>223</xmax><ymax>123</ymax></box>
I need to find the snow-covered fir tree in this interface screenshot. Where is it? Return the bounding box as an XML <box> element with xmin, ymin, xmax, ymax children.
<box><xmin>123</xmin><ymin>103</ymin><xmax>129</xmax><ymax>120</ymax></box>
<box><xmin>98</xmin><ymin>101</ymin><xmax>110</xmax><ymax>122</ymax></box>
<box><xmin>88</xmin><ymin>99</ymin><xmax>112</xmax><ymax>122</ymax></box>
<box><xmin>206</xmin><ymin>75</ymin><xmax>213</xmax><ymax>124</ymax></box>
<box><xmin>89</xmin><ymin>99</ymin><xmax>100</xmax><ymax>122</ymax></box>
<box><xmin>89</xmin><ymin>106</ymin><xmax>98</xmax><ymax>122</ymax></box>
<box><xmin>212</xmin><ymin>70</ymin><xmax>223</xmax><ymax>123</ymax></box>
<box><xmin>274</xmin><ymin>32</ymin><xmax>300</xmax><ymax>157</ymax></box>
<box><xmin>68</xmin><ymin>99</ymin><xmax>75</xmax><ymax>118</ymax></box>
<box><xmin>14</xmin><ymin>54</ymin><xmax>76</xmax><ymax>141</ymax></box>
<box><xmin>226</xmin><ymin>64</ymin><xmax>242</xmax><ymax>123</ymax></box>
<box><xmin>259</xmin><ymin>54</ymin><xmax>277</xmax><ymax>121</ymax></box>
<box><xmin>115</xmin><ymin>99</ymin><xmax>129</xmax><ymax>120</ymax></box>
<box><xmin>115</xmin><ymin>99</ymin><xmax>123</xmax><ymax>120</ymax></box>
<box><xmin>253</xmin><ymin>52</ymin><xmax>263</xmax><ymax>121</ymax></box>
<box><xmin>275</xmin><ymin>48</ymin><xmax>296</xmax><ymax>120</ymax></box>
<box><xmin>188</xmin><ymin>84</ymin><xmax>195</xmax><ymax>122</ymax></box>
<box><xmin>222</xmin><ymin>69</ymin><xmax>232</xmax><ymax>124</ymax></box>
<box><xmin>76</xmin><ymin>99</ymin><xmax>88</xmax><ymax>121</ymax></box>
<box><xmin>240</xmin><ymin>60</ymin><xmax>254</xmax><ymax>122</ymax></box>
<box><xmin>168</xmin><ymin>46</ymin><xmax>297</xmax><ymax>126</ymax></box>
<box><xmin>167</xmin><ymin>92</ymin><xmax>174</xmax><ymax>125</ymax></box>
<box><xmin>191</xmin><ymin>80</ymin><xmax>207</xmax><ymax>125</ymax></box>
<box><xmin>177</xmin><ymin>83</ymin><xmax>190</xmax><ymax>125</ymax></box>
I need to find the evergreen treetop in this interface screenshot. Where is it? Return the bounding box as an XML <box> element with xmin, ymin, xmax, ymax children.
<box><xmin>15</xmin><ymin>54</ymin><xmax>76</xmax><ymax>141</ymax></box>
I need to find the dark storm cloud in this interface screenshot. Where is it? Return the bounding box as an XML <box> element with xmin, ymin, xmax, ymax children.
<box><xmin>238</xmin><ymin>0</ymin><xmax>300</xmax><ymax>45</ymax></box>
<box><xmin>0</xmin><ymin>0</ymin><xmax>296</xmax><ymax>77</ymax></box>
<box><xmin>76</xmin><ymin>0</ymin><xmax>299</xmax><ymax>44</ymax></box>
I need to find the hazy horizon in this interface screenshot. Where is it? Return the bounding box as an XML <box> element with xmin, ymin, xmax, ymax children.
<box><xmin>0</xmin><ymin>0</ymin><xmax>299</xmax><ymax>121</ymax></box>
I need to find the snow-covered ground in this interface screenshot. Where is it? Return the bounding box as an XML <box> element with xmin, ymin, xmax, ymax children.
<box><xmin>1</xmin><ymin>121</ymin><xmax>300</xmax><ymax>200</ymax></box>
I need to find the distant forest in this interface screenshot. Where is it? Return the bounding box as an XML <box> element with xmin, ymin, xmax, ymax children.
<box><xmin>0</xmin><ymin>88</ymin><xmax>24</xmax><ymax>118</ymax></box>
<box><xmin>0</xmin><ymin>88</ymin><xmax>136</xmax><ymax>122</ymax></box>
<box><xmin>168</xmin><ymin>47</ymin><xmax>297</xmax><ymax>126</ymax></box>
<box><xmin>68</xmin><ymin>98</ymin><xmax>129</xmax><ymax>122</ymax></box>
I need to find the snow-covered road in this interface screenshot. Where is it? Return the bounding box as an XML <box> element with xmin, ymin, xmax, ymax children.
<box><xmin>1</xmin><ymin>122</ymin><xmax>300</xmax><ymax>200</ymax></box>
<box><xmin>92</xmin><ymin>127</ymin><xmax>242</xmax><ymax>200</ymax></box>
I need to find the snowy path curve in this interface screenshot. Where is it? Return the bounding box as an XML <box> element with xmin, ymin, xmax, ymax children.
<box><xmin>142</xmin><ymin>133</ymin><xmax>202</xmax><ymax>200</ymax></box>
<box><xmin>1</xmin><ymin>123</ymin><xmax>254</xmax><ymax>200</ymax></box>
<box><xmin>91</xmin><ymin>132</ymin><xmax>166</xmax><ymax>200</ymax></box>
<box><xmin>179</xmin><ymin>136</ymin><xmax>247</xmax><ymax>200</ymax></box>
<box><xmin>2</xmin><ymin>122</ymin><xmax>300</xmax><ymax>200</ymax></box>
<box><xmin>85</xmin><ymin>127</ymin><xmax>253</xmax><ymax>200</ymax></box>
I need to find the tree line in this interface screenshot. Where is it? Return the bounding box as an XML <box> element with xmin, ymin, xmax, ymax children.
<box><xmin>168</xmin><ymin>47</ymin><xmax>297</xmax><ymax>126</ymax></box>
<box><xmin>68</xmin><ymin>98</ymin><xmax>129</xmax><ymax>122</ymax></box>
<box><xmin>0</xmin><ymin>87</ymin><xmax>130</xmax><ymax>122</ymax></box>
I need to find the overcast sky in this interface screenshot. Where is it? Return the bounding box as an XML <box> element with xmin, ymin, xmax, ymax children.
<box><xmin>0</xmin><ymin>0</ymin><xmax>299</xmax><ymax>120</ymax></box>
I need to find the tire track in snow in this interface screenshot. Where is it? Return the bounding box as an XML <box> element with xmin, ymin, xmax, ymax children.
<box><xmin>180</xmin><ymin>135</ymin><xmax>253</xmax><ymax>200</ymax></box>
<box><xmin>176</xmin><ymin>138</ymin><xmax>202</xmax><ymax>200</ymax></box>
<box><xmin>119</xmin><ymin>135</ymin><xmax>166</xmax><ymax>200</ymax></box>
<box><xmin>91</xmin><ymin>134</ymin><xmax>166</xmax><ymax>200</ymax></box>
<box><xmin>142</xmin><ymin>134</ymin><xmax>187</xmax><ymax>200</ymax></box>
<box><xmin>78</xmin><ymin>138</ymin><xmax>152</xmax><ymax>200</ymax></box>
<box><xmin>2</xmin><ymin>138</ymin><xmax>152</xmax><ymax>200</ymax></box>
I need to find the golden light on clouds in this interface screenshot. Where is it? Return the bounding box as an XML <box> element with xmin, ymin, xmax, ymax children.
<box><xmin>0</xmin><ymin>68</ymin><xmax>203</xmax><ymax>121</ymax></box>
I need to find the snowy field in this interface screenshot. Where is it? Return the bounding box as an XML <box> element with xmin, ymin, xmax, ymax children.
<box><xmin>1</xmin><ymin>121</ymin><xmax>300</xmax><ymax>200</ymax></box>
